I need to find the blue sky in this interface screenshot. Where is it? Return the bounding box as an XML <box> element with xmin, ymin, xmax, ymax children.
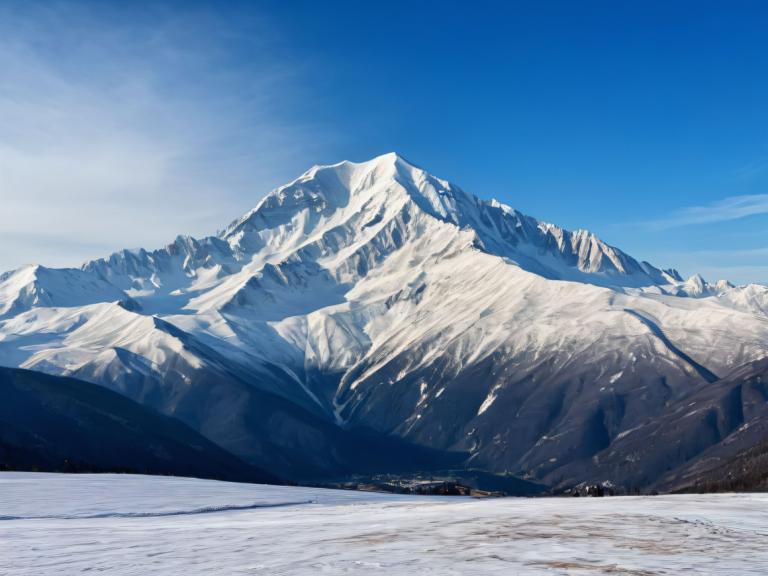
<box><xmin>1</xmin><ymin>1</ymin><xmax>767</xmax><ymax>284</ymax></box>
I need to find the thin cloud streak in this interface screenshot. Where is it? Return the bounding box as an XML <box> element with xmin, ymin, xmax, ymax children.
<box><xmin>680</xmin><ymin>246</ymin><xmax>768</xmax><ymax>258</ymax></box>
<box><xmin>645</xmin><ymin>194</ymin><xmax>768</xmax><ymax>229</ymax></box>
<box><xmin>653</xmin><ymin>246</ymin><xmax>768</xmax><ymax>285</ymax></box>
<box><xmin>734</xmin><ymin>159</ymin><xmax>768</xmax><ymax>180</ymax></box>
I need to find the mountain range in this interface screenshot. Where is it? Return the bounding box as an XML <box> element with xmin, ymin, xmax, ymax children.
<box><xmin>1</xmin><ymin>152</ymin><xmax>767</xmax><ymax>491</ymax></box>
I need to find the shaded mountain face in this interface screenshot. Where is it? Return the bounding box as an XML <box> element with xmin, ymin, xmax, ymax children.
<box><xmin>0</xmin><ymin>153</ymin><xmax>767</xmax><ymax>488</ymax></box>
<box><xmin>541</xmin><ymin>358</ymin><xmax>768</xmax><ymax>490</ymax></box>
<box><xmin>672</xmin><ymin>437</ymin><xmax>768</xmax><ymax>493</ymax></box>
<box><xmin>647</xmin><ymin>359</ymin><xmax>768</xmax><ymax>493</ymax></box>
<box><xmin>0</xmin><ymin>367</ymin><xmax>279</xmax><ymax>483</ymax></box>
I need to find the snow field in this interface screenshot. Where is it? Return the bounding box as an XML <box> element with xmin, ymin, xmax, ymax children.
<box><xmin>1</xmin><ymin>473</ymin><xmax>766</xmax><ymax>575</ymax></box>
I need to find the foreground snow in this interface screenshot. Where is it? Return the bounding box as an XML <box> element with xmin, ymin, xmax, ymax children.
<box><xmin>1</xmin><ymin>473</ymin><xmax>767</xmax><ymax>574</ymax></box>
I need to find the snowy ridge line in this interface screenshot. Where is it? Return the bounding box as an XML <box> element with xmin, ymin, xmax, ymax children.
<box><xmin>0</xmin><ymin>499</ymin><xmax>316</xmax><ymax>520</ymax></box>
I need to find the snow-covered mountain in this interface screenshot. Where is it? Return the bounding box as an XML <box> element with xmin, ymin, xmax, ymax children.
<box><xmin>1</xmin><ymin>152</ymin><xmax>767</xmax><ymax>486</ymax></box>
<box><xmin>0</xmin><ymin>265</ymin><xmax>133</xmax><ymax>319</ymax></box>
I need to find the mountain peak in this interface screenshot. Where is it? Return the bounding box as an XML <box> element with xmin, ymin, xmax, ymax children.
<box><xmin>211</xmin><ymin>153</ymin><xmax>685</xmax><ymax>288</ymax></box>
<box><xmin>301</xmin><ymin>151</ymin><xmax>414</xmax><ymax>183</ymax></box>
<box><xmin>72</xmin><ymin>154</ymin><xmax>755</xmax><ymax>299</ymax></box>
<box><xmin>326</xmin><ymin>151</ymin><xmax>415</xmax><ymax>169</ymax></box>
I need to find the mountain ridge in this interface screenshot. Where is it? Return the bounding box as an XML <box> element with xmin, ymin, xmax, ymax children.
<box><xmin>1</xmin><ymin>152</ymin><xmax>767</xmax><ymax>489</ymax></box>
<box><xmin>0</xmin><ymin>366</ymin><xmax>280</xmax><ymax>483</ymax></box>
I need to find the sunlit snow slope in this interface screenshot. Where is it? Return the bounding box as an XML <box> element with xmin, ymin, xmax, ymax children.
<box><xmin>1</xmin><ymin>153</ymin><xmax>767</xmax><ymax>487</ymax></box>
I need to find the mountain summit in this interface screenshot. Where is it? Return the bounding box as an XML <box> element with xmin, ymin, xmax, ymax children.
<box><xmin>1</xmin><ymin>153</ymin><xmax>767</xmax><ymax>488</ymax></box>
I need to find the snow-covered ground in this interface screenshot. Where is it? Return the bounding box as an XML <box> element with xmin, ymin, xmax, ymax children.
<box><xmin>1</xmin><ymin>473</ymin><xmax>766</xmax><ymax>575</ymax></box>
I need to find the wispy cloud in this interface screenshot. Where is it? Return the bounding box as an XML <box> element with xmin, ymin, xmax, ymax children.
<box><xmin>678</xmin><ymin>246</ymin><xmax>768</xmax><ymax>259</ymax></box>
<box><xmin>734</xmin><ymin>159</ymin><xmax>768</xmax><ymax>180</ymax></box>
<box><xmin>650</xmin><ymin>246</ymin><xmax>768</xmax><ymax>285</ymax></box>
<box><xmin>645</xmin><ymin>194</ymin><xmax>768</xmax><ymax>229</ymax></box>
<box><xmin>693</xmin><ymin>265</ymin><xmax>768</xmax><ymax>286</ymax></box>
<box><xmin>0</xmin><ymin>3</ymin><xmax>334</xmax><ymax>270</ymax></box>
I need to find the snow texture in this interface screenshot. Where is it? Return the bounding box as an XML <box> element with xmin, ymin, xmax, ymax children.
<box><xmin>1</xmin><ymin>472</ymin><xmax>767</xmax><ymax>575</ymax></box>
